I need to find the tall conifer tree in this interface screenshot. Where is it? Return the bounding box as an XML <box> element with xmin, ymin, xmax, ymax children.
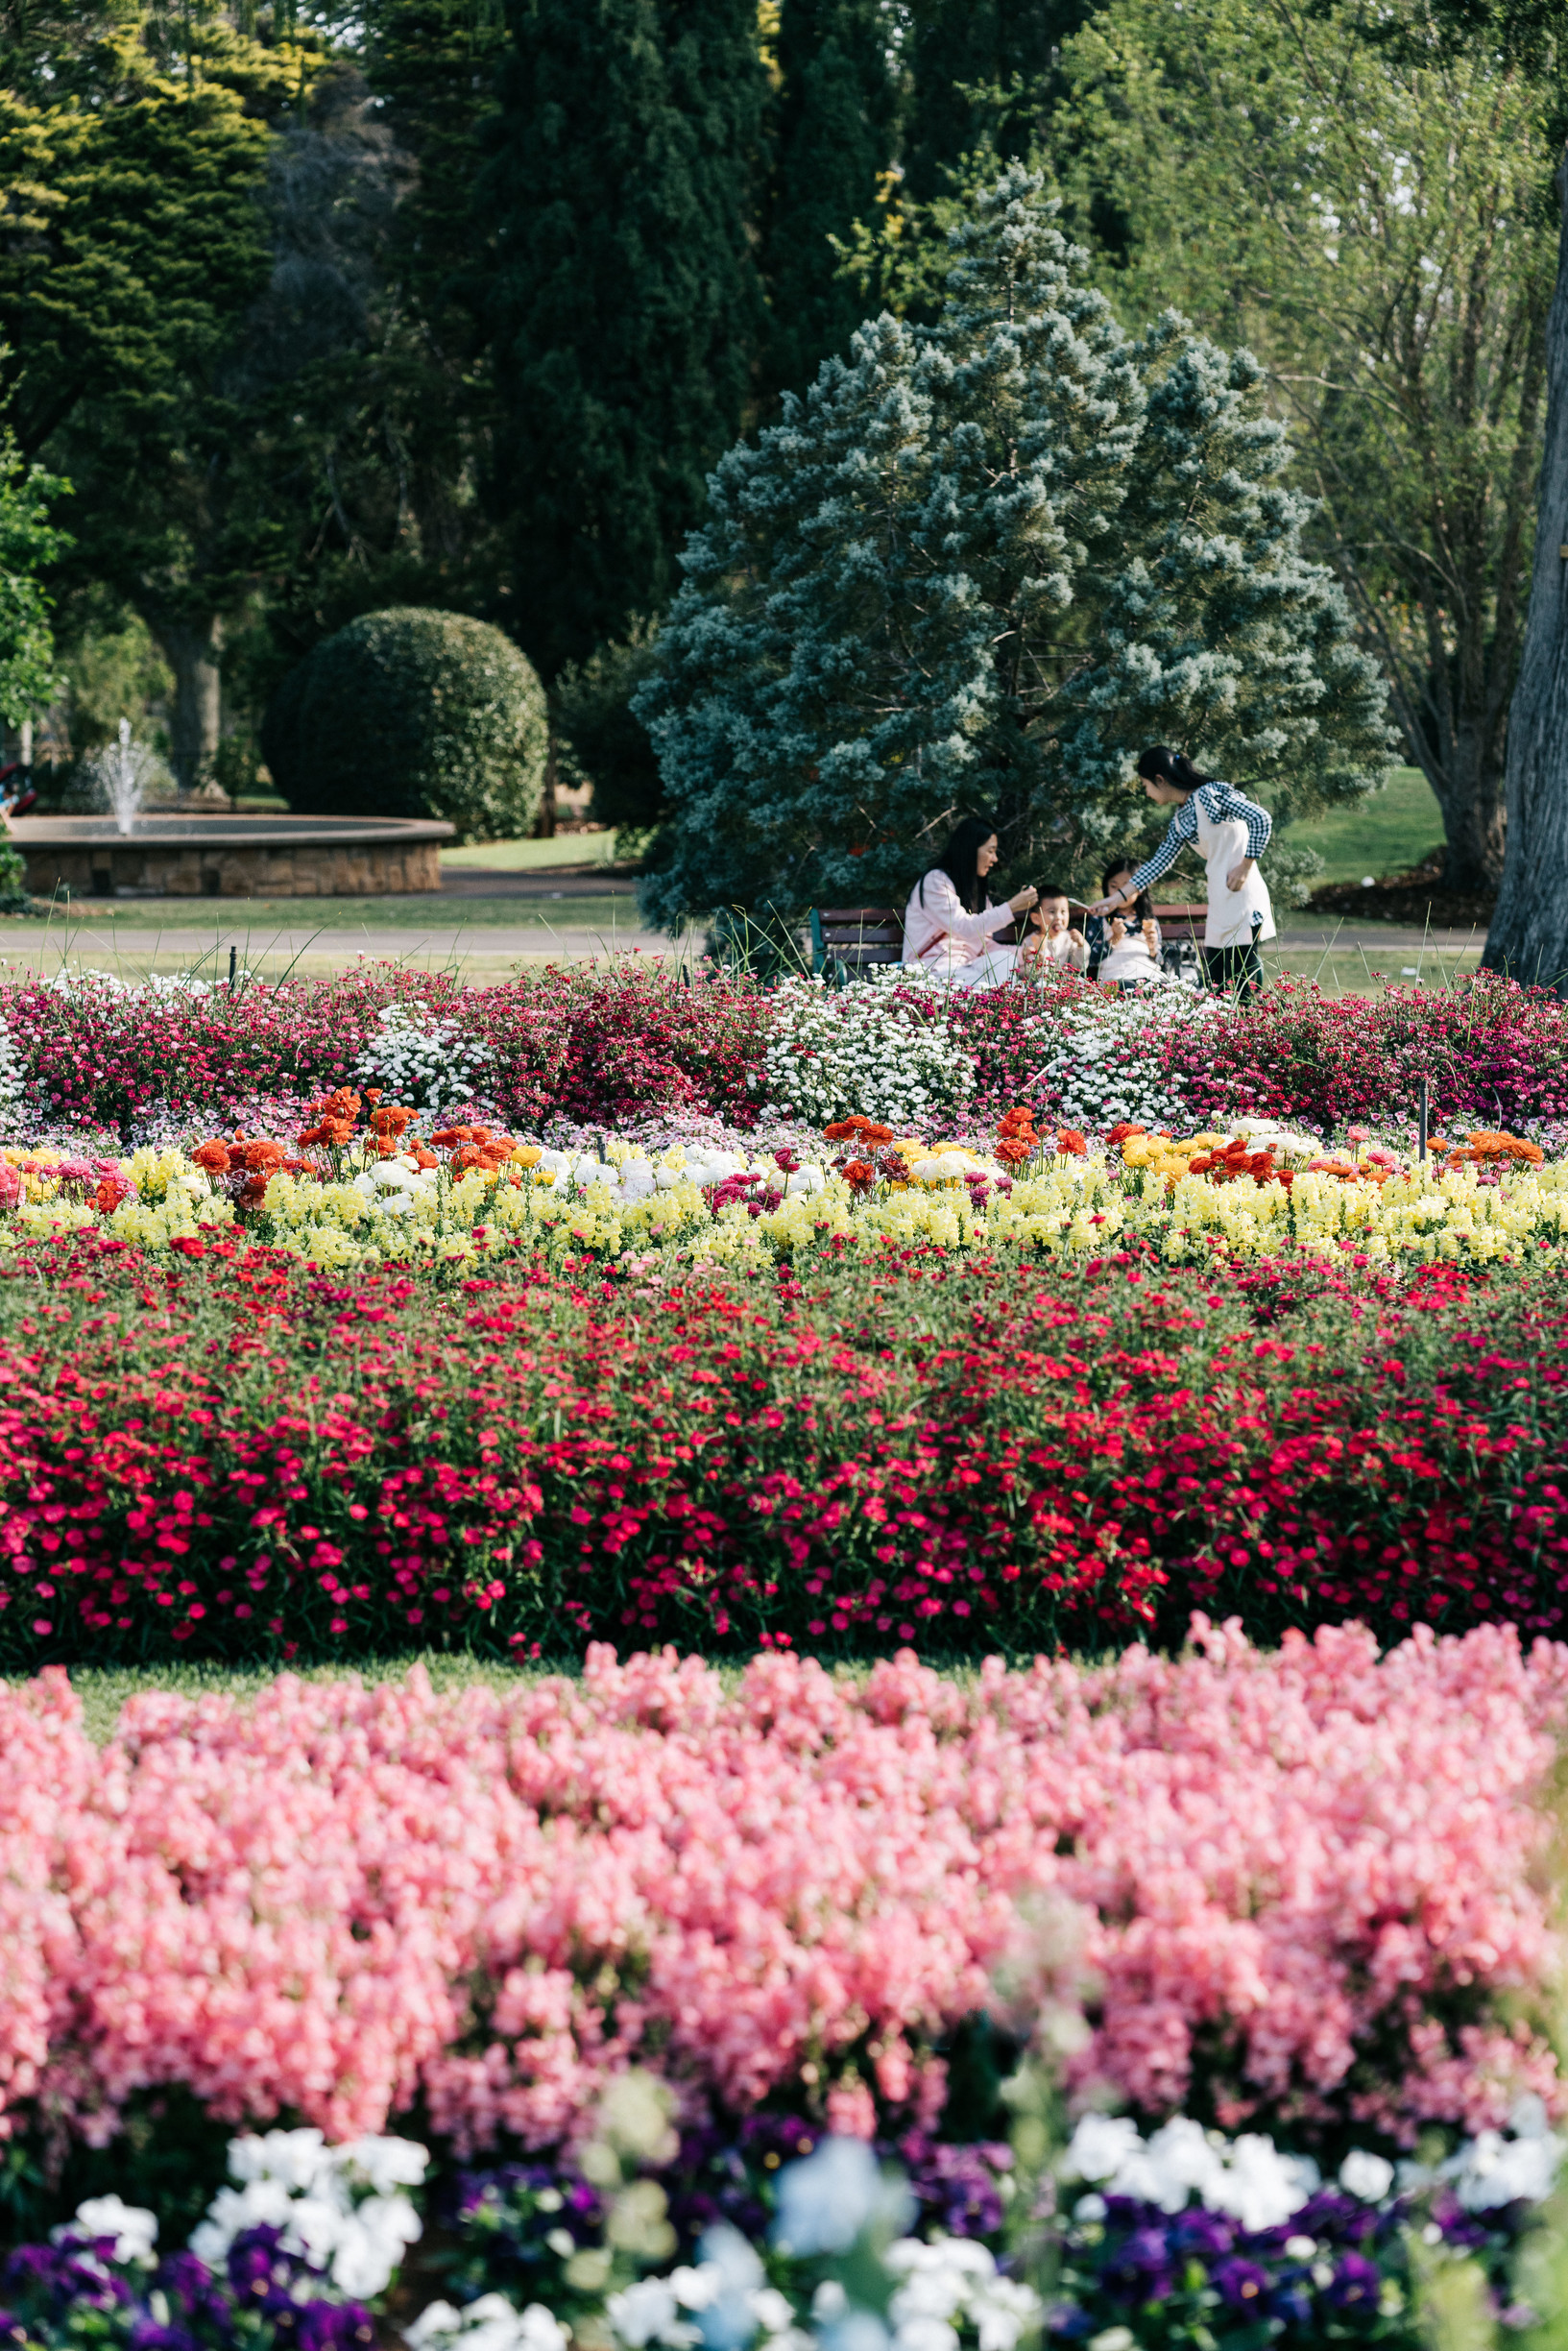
<box><xmin>762</xmin><ymin>0</ymin><xmax>896</xmax><ymax>402</ymax></box>
<box><xmin>903</xmin><ymin>0</ymin><xmax>1090</xmax><ymax>204</ymax></box>
<box><xmin>486</xmin><ymin>0</ymin><xmax>767</xmax><ymax>681</ymax></box>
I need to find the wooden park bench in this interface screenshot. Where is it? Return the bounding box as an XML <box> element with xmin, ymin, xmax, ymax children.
<box><xmin>809</xmin><ymin>900</ymin><xmax>1210</xmax><ymax>983</ymax></box>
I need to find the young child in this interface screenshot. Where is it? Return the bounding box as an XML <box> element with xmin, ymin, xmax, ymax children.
<box><xmin>1035</xmin><ymin>885</ymin><xmax>1088</xmax><ymax>974</ymax></box>
<box><xmin>1088</xmin><ymin>859</ymin><xmax>1165</xmax><ymax>984</ymax></box>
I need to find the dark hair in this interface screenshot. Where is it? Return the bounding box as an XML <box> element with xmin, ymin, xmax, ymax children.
<box><xmin>1101</xmin><ymin>855</ymin><xmax>1152</xmax><ymax>925</ymax></box>
<box><xmin>922</xmin><ymin>813</ymin><xmax>997</xmax><ymax>914</ymax></box>
<box><xmin>1038</xmin><ymin>881</ymin><xmax>1071</xmax><ymax>901</ymax></box>
<box><xmin>1137</xmin><ymin>745</ymin><xmax>1212</xmax><ymax>792</ymax></box>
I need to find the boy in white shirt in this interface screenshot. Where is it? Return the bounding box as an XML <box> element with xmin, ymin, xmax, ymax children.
<box><xmin>1036</xmin><ymin>885</ymin><xmax>1088</xmax><ymax>975</ymax></box>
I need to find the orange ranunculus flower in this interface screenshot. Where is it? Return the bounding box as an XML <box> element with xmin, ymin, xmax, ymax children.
<box><xmin>1055</xmin><ymin>1128</ymin><xmax>1088</xmax><ymax>1157</ymax></box>
<box><xmin>1106</xmin><ymin>1123</ymin><xmax>1146</xmax><ymax>1151</ymax></box>
<box><xmin>192</xmin><ymin>1139</ymin><xmax>231</xmax><ymax>1175</ymax></box>
<box><xmin>842</xmin><ymin>1158</ymin><xmax>876</xmax><ymax>1191</ymax></box>
<box><xmin>232</xmin><ymin>1138</ymin><xmax>287</xmax><ymax>1176</ymax></box>
<box><xmin>996</xmin><ymin>1139</ymin><xmax>1033</xmax><ymax>1167</ymax></box>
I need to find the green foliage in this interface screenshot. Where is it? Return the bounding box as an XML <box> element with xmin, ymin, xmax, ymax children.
<box><xmin>0</xmin><ymin>432</ymin><xmax>65</xmax><ymax>726</ymax></box>
<box><xmin>901</xmin><ymin>0</ymin><xmax>1091</xmax><ymax>205</ymax></box>
<box><xmin>552</xmin><ymin>621</ymin><xmax>664</xmax><ymax>831</ymax></box>
<box><xmin>486</xmin><ymin>0</ymin><xmax>768</xmax><ymax>681</ymax></box>
<box><xmin>261</xmin><ymin>605</ymin><xmax>548</xmax><ymax>840</ymax></box>
<box><xmin>1045</xmin><ymin>0</ymin><xmax>1558</xmax><ymax>891</ymax></box>
<box><xmin>762</xmin><ymin>0</ymin><xmax>898</xmax><ymax>401</ymax></box>
<box><xmin>637</xmin><ymin>166</ymin><xmax>1396</xmax><ymax>928</ymax></box>
<box><xmin>0</xmin><ymin>12</ymin><xmax>285</xmax><ymax>462</ymax></box>
<box><xmin>55</xmin><ymin>610</ymin><xmax>173</xmax><ymax>757</ymax></box>
<box><xmin>0</xmin><ymin>836</ymin><xmax>28</xmax><ymax>910</ymax></box>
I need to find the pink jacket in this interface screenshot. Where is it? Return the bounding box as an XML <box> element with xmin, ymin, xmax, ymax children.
<box><xmin>903</xmin><ymin>869</ymin><xmax>1015</xmax><ymax>967</ymax></box>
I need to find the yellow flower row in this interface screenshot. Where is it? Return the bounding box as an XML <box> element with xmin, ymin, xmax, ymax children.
<box><xmin>3</xmin><ymin>1135</ymin><xmax>1567</xmax><ymax>1273</ymax></box>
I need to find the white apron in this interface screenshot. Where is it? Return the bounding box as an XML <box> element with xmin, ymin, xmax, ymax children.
<box><xmin>1196</xmin><ymin>796</ymin><xmax>1274</xmax><ymax>949</ymax></box>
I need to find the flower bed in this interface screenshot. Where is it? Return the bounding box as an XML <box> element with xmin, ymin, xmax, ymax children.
<box><xmin>5</xmin><ymin>1234</ymin><xmax>1568</xmax><ymax>1663</ymax></box>
<box><xmin>5</xmin><ymin>1093</ymin><xmax>1568</xmax><ymax>1276</ymax></box>
<box><xmin>14</xmin><ymin>2103</ymin><xmax>1567</xmax><ymax>2351</ymax></box>
<box><xmin>0</xmin><ymin>1627</ymin><xmax>1562</xmax><ymax>2177</ymax></box>
<box><xmin>12</xmin><ymin>962</ymin><xmax>1568</xmax><ymax>1146</ymax></box>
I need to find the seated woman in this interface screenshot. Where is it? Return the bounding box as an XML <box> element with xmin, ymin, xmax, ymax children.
<box><xmin>903</xmin><ymin>815</ymin><xmax>1040</xmax><ymax>988</ymax></box>
<box><xmin>1088</xmin><ymin>857</ymin><xmax>1166</xmax><ymax>985</ymax></box>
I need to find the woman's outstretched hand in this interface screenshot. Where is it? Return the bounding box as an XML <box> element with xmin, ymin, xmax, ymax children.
<box><xmin>1007</xmin><ymin>884</ymin><xmax>1039</xmax><ymax>915</ymax></box>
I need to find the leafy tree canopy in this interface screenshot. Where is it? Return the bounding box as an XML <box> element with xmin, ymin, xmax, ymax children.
<box><xmin>0</xmin><ymin>431</ymin><xmax>67</xmax><ymax>725</ymax></box>
<box><xmin>636</xmin><ymin>167</ymin><xmax>1396</xmax><ymax>928</ymax></box>
<box><xmin>1042</xmin><ymin>0</ymin><xmax>1559</xmax><ymax>892</ymax></box>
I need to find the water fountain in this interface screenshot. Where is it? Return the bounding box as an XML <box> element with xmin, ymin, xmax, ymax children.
<box><xmin>109</xmin><ymin>717</ymin><xmax>143</xmax><ymax>837</ymax></box>
<box><xmin>9</xmin><ymin>715</ymin><xmax>453</xmax><ymax>898</ymax></box>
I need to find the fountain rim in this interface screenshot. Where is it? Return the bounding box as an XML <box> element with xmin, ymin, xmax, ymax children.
<box><xmin>9</xmin><ymin>813</ymin><xmax>458</xmax><ymax>846</ymax></box>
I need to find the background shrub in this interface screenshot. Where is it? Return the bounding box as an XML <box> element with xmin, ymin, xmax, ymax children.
<box><xmin>261</xmin><ymin>608</ymin><xmax>548</xmax><ymax>842</ymax></box>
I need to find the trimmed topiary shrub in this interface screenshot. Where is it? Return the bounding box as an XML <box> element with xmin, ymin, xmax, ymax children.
<box><xmin>262</xmin><ymin>608</ymin><xmax>548</xmax><ymax>842</ymax></box>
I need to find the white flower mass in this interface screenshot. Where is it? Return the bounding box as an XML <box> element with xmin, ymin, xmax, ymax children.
<box><xmin>760</xmin><ymin>978</ymin><xmax>977</xmax><ymax>1127</ymax></box>
<box><xmin>189</xmin><ymin>2126</ymin><xmax>427</xmax><ymax>2299</ymax></box>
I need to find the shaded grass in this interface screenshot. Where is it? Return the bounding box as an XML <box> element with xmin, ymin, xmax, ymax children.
<box><xmin>440</xmin><ymin>831</ymin><xmax>621</xmax><ymax>870</ymax></box>
<box><xmin>1289</xmin><ymin>764</ymin><xmax>1446</xmax><ymax>886</ymax></box>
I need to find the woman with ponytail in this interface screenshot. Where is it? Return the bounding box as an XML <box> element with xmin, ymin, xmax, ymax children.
<box><xmin>1087</xmin><ymin>748</ymin><xmax>1275</xmax><ymax>995</ymax></box>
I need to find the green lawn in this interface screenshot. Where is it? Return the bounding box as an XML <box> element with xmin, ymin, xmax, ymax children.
<box><xmin>0</xmin><ymin>891</ymin><xmax>651</xmax><ymax>936</ymax></box>
<box><xmin>66</xmin><ymin>1655</ymin><xmax>560</xmax><ymax>1743</ymax></box>
<box><xmin>1286</xmin><ymin>764</ymin><xmax>1444</xmax><ymax>885</ymax></box>
<box><xmin>440</xmin><ymin>829</ymin><xmax>620</xmax><ymax>869</ymax></box>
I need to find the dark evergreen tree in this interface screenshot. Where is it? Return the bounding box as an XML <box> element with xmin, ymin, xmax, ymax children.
<box><xmin>761</xmin><ymin>0</ymin><xmax>897</xmax><ymax>402</ymax></box>
<box><xmin>485</xmin><ymin>0</ymin><xmax>768</xmax><ymax>682</ymax></box>
<box><xmin>903</xmin><ymin>0</ymin><xmax>1092</xmax><ymax>205</ymax></box>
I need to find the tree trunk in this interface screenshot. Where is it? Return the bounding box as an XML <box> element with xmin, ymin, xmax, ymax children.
<box><xmin>1484</xmin><ymin>153</ymin><xmax>1568</xmax><ymax>986</ymax></box>
<box><xmin>153</xmin><ymin>613</ymin><xmax>225</xmax><ymax>793</ymax></box>
<box><xmin>534</xmin><ymin>730</ymin><xmax>558</xmax><ymax>838</ymax></box>
<box><xmin>1425</xmin><ymin>720</ymin><xmax>1508</xmax><ymax>893</ymax></box>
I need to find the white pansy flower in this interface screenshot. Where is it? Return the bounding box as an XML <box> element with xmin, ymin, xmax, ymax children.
<box><xmin>57</xmin><ymin>2197</ymin><xmax>158</xmax><ymax>2266</ymax></box>
<box><xmin>1442</xmin><ymin>2126</ymin><xmax>1564</xmax><ymax>2211</ymax></box>
<box><xmin>1339</xmin><ymin>2150</ymin><xmax>1395</xmax><ymax>2203</ymax></box>
<box><xmin>406</xmin><ymin>2296</ymin><xmax>568</xmax><ymax>2351</ymax></box>
<box><xmin>609</xmin><ymin>2277</ymin><xmax>697</xmax><ymax>2348</ymax></box>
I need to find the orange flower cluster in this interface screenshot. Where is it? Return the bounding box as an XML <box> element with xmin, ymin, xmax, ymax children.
<box><xmin>192</xmin><ymin>1135</ymin><xmax>303</xmax><ymax>1207</ymax></box>
<box><xmin>1433</xmin><ymin>1129</ymin><xmax>1546</xmax><ymax>1168</ymax></box>
<box><xmin>824</xmin><ymin>1116</ymin><xmax>895</xmax><ymax>1146</ymax></box>
<box><xmin>369</xmin><ymin>1103</ymin><xmax>419</xmax><ymax>1158</ymax></box>
<box><xmin>1190</xmin><ymin>1137</ymin><xmax>1292</xmax><ymax>1190</ymax></box>
<box><xmin>430</xmin><ymin>1122</ymin><xmax>518</xmax><ymax>1176</ymax></box>
<box><xmin>298</xmin><ymin>1088</ymin><xmax>365</xmax><ymax>1149</ymax></box>
<box><xmin>995</xmin><ymin>1106</ymin><xmax>1039</xmax><ymax>1167</ymax></box>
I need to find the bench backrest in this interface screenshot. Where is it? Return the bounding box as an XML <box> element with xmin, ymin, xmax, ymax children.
<box><xmin>809</xmin><ymin>906</ymin><xmax>905</xmax><ymax>976</ymax></box>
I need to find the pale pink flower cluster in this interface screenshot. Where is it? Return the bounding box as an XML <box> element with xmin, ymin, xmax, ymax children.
<box><xmin>0</xmin><ymin>1619</ymin><xmax>1562</xmax><ymax>2156</ymax></box>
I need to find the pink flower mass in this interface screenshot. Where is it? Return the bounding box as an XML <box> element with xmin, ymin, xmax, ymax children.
<box><xmin>0</xmin><ymin>1617</ymin><xmax>1561</xmax><ymax>2161</ymax></box>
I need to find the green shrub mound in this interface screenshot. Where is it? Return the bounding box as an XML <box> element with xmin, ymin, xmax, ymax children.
<box><xmin>262</xmin><ymin>608</ymin><xmax>548</xmax><ymax>843</ymax></box>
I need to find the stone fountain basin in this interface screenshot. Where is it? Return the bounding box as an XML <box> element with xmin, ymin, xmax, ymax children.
<box><xmin>10</xmin><ymin>813</ymin><xmax>456</xmax><ymax>899</ymax></box>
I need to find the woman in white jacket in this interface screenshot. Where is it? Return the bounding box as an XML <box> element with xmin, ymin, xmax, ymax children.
<box><xmin>902</xmin><ymin>816</ymin><xmax>1040</xmax><ymax>987</ymax></box>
